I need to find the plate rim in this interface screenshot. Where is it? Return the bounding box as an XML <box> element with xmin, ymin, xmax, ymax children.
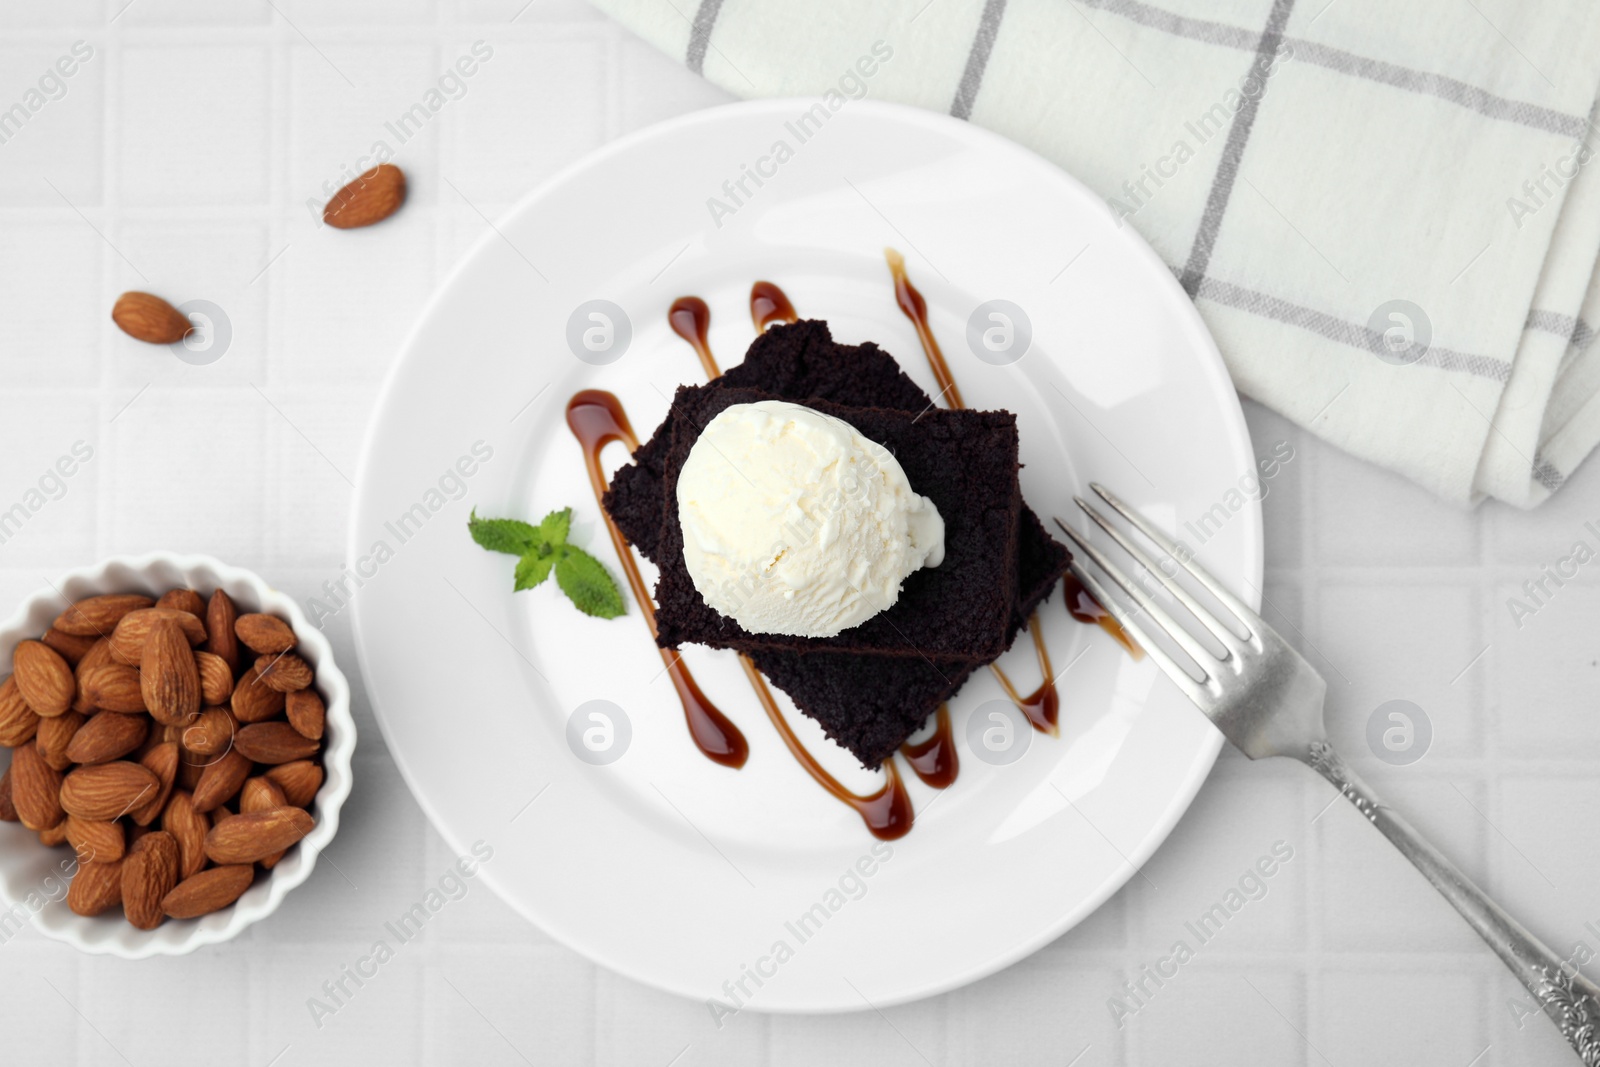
<box><xmin>348</xmin><ymin>96</ymin><xmax>1259</xmax><ymax>1011</ymax></box>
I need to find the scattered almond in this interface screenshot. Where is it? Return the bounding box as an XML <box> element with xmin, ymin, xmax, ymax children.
<box><xmin>235</xmin><ymin>722</ymin><xmax>319</xmax><ymax>765</ymax></box>
<box><xmin>64</xmin><ymin>712</ymin><xmax>147</xmax><ymax>765</ymax></box>
<box><xmin>13</xmin><ymin>640</ymin><xmax>74</xmax><ymax>717</ymax></box>
<box><xmin>122</xmin><ymin>830</ymin><xmax>180</xmax><ymax>929</ymax></box>
<box><xmin>11</xmin><ymin>741</ymin><xmax>65</xmax><ymax>830</ymax></box>
<box><xmin>79</xmin><ymin>664</ymin><xmax>146</xmax><ymax>713</ymax></box>
<box><xmin>65</xmin><ymin>816</ymin><xmax>125</xmax><ymax>865</ymax></box>
<box><xmin>60</xmin><ymin>760</ymin><xmax>159</xmax><ymax>822</ymax></box>
<box><xmin>323</xmin><ymin>163</ymin><xmax>406</xmax><ymax>229</ymax></box>
<box><xmin>204</xmin><ymin>590</ymin><xmax>240</xmax><ymax>673</ymax></box>
<box><xmin>131</xmin><ymin>742</ymin><xmax>179</xmax><ymax>826</ymax></box>
<box><xmin>54</xmin><ymin>594</ymin><xmax>154</xmax><ymax>637</ymax></box>
<box><xmin>0</xmin><ymin>677</ymin><xmax>41</xmax><ymax>747</ymax></box>
<box><xmin>41</xmin><ymin>628</ymin><xmax>98</xmax><ymax>665</ymax></box>
<box><xmin>162</xmin><ymin>791</ymin><xmax>209</xmax><ymax>879</ymax></box>
<box><xmin>109</xmin><ymin>608</ymin><xmax>206</xmax><ymax>666</ymax></box>
<box><xmin>192</xmin><ymin>748</ymin><xmax>251</xmax><ymax>814</ymax></box>
<box><xmin>36</xmin><ymin>711</ymin><xmax>86</xmax><ymax>771</ymax></box>
<box><xmin>285</xmin><ymin>689</ymin><xmax>325</xmax><ymax>741</ymax></box>
<box><xmin>163</xmin><ymin>864</ymin><xmax>254</xmax><ymax>919</ymax></box>
<box><xmin>234</xmin><ymin>614</ymin><xmax>296</xmax><ymax>655</ymax></box>
<box><xmin>141</xmin><ymin>619</ymin><xmax>201</xmax><ymax>725</ymax></box>
<box><xmin>265</xmin><ymin>760</ymin><xmax>323</xmax><ymax>808</ymax></box>
<box><xmin>204</xmin><ymin>806</ymin><xmax>313</xmax><ymax>865</ymax></box>
<box><xmin>68</xmin><ymin>858</ymin><xmax>125</xmax><ymax>916</ymax></box>
<box><xmin>113</xmin><ymin>292</ymin><xmax>192</xmax><ymax>345</ymax></box>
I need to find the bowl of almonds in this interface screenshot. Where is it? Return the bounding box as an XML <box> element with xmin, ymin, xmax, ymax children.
<box><xmin>0</xmin><ymin>554</ymin><xmax>355</xmax><ymax>956</ymax></box>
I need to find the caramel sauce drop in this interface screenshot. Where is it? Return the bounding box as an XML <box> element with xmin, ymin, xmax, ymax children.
<box><xmin>989</xmin><ymin>612</ymin><xmax>1061</xmax><ymax>736</ymax></box>
<box><xmin>668</xmin><ymin>297</ymin><xmax>720</xmax><ymax>379</ymax></box>
<box><xmin>900</xmin><ymin>705</ymin><xmax>959</xmax><ymax>789</ymax></box>
<box><xmin>1064</xmin><ymin>572</ymin><xmax>1142</xmax><ymax>657</ymax></box>
<box><xmin>565</xmin><ymin>390</ymin><xmax>748</xmax><ymax>768</ymax></box>
<box><xmin>738</xmin><ymin>657</ymin><xmax>913</xmax><ymax>840</ymax></box>
<box><xmin>885</xmin><ymin>247</ymin><xmax>965</xmax><ymax>410</ymax></box>
<box><xmin>750</xmin><ymin>281</ymin><xmax>797</xmax><ymax>334</ymax></box>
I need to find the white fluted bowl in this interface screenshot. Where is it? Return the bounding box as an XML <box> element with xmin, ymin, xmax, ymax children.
<box><xmin>0</xmin><ymin>554</ymin><xmax>355</xmax><ymax>956</ymax></box>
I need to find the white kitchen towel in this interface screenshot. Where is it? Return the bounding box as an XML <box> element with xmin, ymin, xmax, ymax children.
<box><xmin>588</xmin><ymin>0</ymin><xmax>1600</xmax><ymax>507</ymax></box>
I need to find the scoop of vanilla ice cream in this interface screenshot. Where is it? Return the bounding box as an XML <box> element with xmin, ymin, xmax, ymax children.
<box><xmin>676</xmin><ymin>400</ymin><xmax>945</xmax><ymax>638</ymax></box>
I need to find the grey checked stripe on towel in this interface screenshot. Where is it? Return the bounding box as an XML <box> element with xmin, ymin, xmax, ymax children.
<box><xmin>594</xmin><ymin>0</ymin><xmax>1600</xmax><ymax>507</ymax></box>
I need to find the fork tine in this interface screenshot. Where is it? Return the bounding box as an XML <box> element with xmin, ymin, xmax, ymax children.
<box><xmin>1088</xmin><ymin>482</ymin><xmax>1261</xmax><ymax>635</ymax></box>
<box><xmin>1057</xmin><ymin>551</ymin><xmax>1214</xmax><ymax>708</ymax></box>
<box><xmin>1073</xmin><ymin>496</ymin><xmax>1248</xmax><ymax>657</ymax></box>
<box><xmin>1052</xmin><ymin>517</ymin><xmax>1220</xmax><ymax>683</ymax></box>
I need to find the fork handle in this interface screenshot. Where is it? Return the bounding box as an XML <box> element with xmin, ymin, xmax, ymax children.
<box><xmin>1307</xmin><ymin>741</ymin><xmax>1600</xmax><ymax>1063</ymax></box>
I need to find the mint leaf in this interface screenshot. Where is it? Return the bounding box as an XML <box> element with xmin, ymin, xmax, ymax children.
<box><xmin>535</xmin><ymin>507</ymin><xmax>571</xmax><ymax>548</ymax></box>
<box><xmin>514</xmin><ymin>553</ymin><xmax>554</xmax><ymax>591</ymax></box>
<box><xmin>555</xmin><ymin>546</ymin><xmax>625</xmax><ymax>619</ymax></box>
<box><xmin>468</xmin><ymin>509</ymin><xmax>539</xmax><ymax>556</ymax></box>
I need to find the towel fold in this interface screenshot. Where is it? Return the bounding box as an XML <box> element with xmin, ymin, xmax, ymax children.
<box><xmin>591</xmin><ymin>0</ymin><xmax>1600</xmax><ymax>506</ymax></box>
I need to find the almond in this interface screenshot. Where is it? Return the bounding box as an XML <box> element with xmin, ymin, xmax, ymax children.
<box><xmin>235</xmin><ymin>722</ymin><xmax>319</xmax><ymax>765</ymax></box>
<box><xmin>240</xmin><ymin>776</ymin><xmax>289</xmax><ymax>866</ymax></box>
<box><xmin>36</xmin><ymin>711</ymin><xmax>85</xmax><ymax>771</ymax></box>
<box><xmin>163</xmin><ymin>864</ymin><xmax>254</xmax><ymax>919</ymax></box>
<box><xmin>162</xmin><ymin>791</ymin><xmax>209</xmax><ymax>879</ymax></box>
<box><xmin>181</xmin><ymin>707</ymin><xmax>237</xmax><ymax>758</ymax></box>
<box><xmin>234</xmin><ymin>614</ymin><xmax>296</xmax><ymax>655</ymax></box>
<box><xmin>65</xmin><ymin>816</ymin><xmax>125</xmax><ymax>864</ymax></box>
<box><xmin>64</xmin><ymin>712</ymin><xmax>148</xmax><ymax>765</ymax></box>
<box><xmin>231</xmin><ymin>662</ymin><xmax>286</xmax><ymax>723</ymax></box>
<box><xmin>122</xmin><ymin>830</ymin><xmax>179</xmax><ymax>929</ymax></box>
<box><xmin>79</xmin><ymin>664</ymin><xmax>147</xmax><ymax>713</ymax></box>
<box><xmin>141</xmin><ymin>618</ymin><xmax>200</xmax><ymax>725</ymax></box>
<box><xmin>0</xmin><ymin>677</ymin><xmax>41</xmax><ymax>747</ymax></box>
<box><xmin>204</xmin><ymin>590</ymin><xmax>240</xmax><ymax>673</ymax></box>
<box><xmin>38</xmin><ymin>817</ymin><xmax>69</xmax><ymax>846</ymax></box>
<box><xmin>68</xmin><ymin>859</ymin><xmax>124</xmax><ymax>917</ymax></box>
<box><xmin>10</xmin><ymin>741</ymin><xmax>64</xmax><ymax>830</ymax></box>
<box><xmin>108</xmin><ymin>608</ymin><xmax>206</xmax><ymax>666</ymax></box>
<box><xmin>54</xmin><ymin>594</ymin><xmax>155</xmax><ymax>637</ymax></box>
<box><xmin>71</xmin><ymin>639</ymin><xmax>114</xmax><ymax>714</ymax></box>
<box><xmin>60</xmin><ymin>760</ymin><xmax>158</xmax><ymax>822</ymax></box>
<box><xmin>131</xmin><ymin>742</ymin><xmax>178</xmax><ymax>826</ymax></box>
<box><xmin>155</xmin><ymin>589</ymin><xmax>204</xmax><ymax>617</ymax></box>
<box><xmin>0</xmin><ymin>766</ymin><xmax>15</xmax><ymax>821</ymax></box>
<box><xmin>285</xmin><ymin>690</ymin><xmax>325</xmax><ymax>741</ymax></box>
<box><xmin>258</xmin><ymin>652</ymin><xmax>312</xmax><ymax>693</ymax></box>
<box><xmin>41</xmin><ymin>628</ymin><xmax>98</xmax><ymax>666</ymax></box>
<box><xmin>192</xmin><ymin>748</ymin><xmax>250</xmax><ymax>814</ymax></box>
<box><xmin>113</xmin><ymin>291</ymin><xmax>192</xmax><ymax>345</ymax></box>
<box><xmin>12</xmin><ymin>640</ymin><xmax>74</xmax><ymax>717</ymax></box>
<box><xmin>323</xmin><ymin>163</ymin><xmax>406</xmax><ymax>229</ymax></box>
<box><xmin>203</xmin><ymin>805</ymin><xmax>314</xmax><ymax>865</ymax></box>
<box><xmin>265</xmin><ymin>760</ymin><xmax>323</xmax><ymax>808</ymax></box>
<box><xmin>195</xmin><ymin>651</ymin><xmax>234</xmax><ymax>705</ymax></box>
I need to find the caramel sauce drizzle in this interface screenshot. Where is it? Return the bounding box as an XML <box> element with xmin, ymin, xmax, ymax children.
<box><xmin>750</xmin><ymin>281</ymin><xmax>798</xmax><ymax>334</ymax></box>
<box><xmin>899</xmin><ymin>705</ymin><xmax>959</xmax><ymax>789</ymax></box>
<box><xmin>668</xmin><ymin>297</ymin><xmax>720</xmax><ymax>379</ymax></box>
<box><xmin>885</xmin><ymin>248</ymin><xmax>965</xmax><ymax>410</ymax></box>
<box><xmin>738</xmin><ymin>657</ymin><xmax>913</xmax><ymax>840</ymax></box>
<box><xmin>565</xmin><ymin>390</ymin><xmax>748</xmax><ymax>769</ymax></box>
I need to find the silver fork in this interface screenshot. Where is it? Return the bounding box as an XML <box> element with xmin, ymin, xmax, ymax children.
<box><xmin>1056</xmin><ymin>483</ymin><xmax>1600</xmax><ymax>1065</ymax></box>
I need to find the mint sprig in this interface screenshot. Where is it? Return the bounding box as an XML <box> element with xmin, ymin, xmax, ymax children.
<box><xmin>469</xmin><ymin>507</ymin><xmax>625</xmax><ymax>619</ymax></box>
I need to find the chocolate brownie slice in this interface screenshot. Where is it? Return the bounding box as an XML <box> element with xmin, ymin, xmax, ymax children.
<box><xmin>653</xmin><ymin>384</ymin><xmax>1021</xmax><ymax>662</ymax></box>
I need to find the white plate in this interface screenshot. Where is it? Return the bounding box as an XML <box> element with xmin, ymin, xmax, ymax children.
<box><xmin>350</xmin><ymin>99</ymin><xmax>1260</xmax><ymax>1012</ymax></box>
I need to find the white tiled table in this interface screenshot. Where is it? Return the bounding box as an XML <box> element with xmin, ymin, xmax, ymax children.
<box><xmin>1</xmin><ymin>3</ymin><xmax>1597</xmax><ymax>1064</ymax></box>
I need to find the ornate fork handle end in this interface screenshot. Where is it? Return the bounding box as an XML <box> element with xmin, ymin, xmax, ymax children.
<box><xmin>1307</xmin><ymin>741</ymin><xmax>1600</xmax><ymax>1066</ymax></box>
